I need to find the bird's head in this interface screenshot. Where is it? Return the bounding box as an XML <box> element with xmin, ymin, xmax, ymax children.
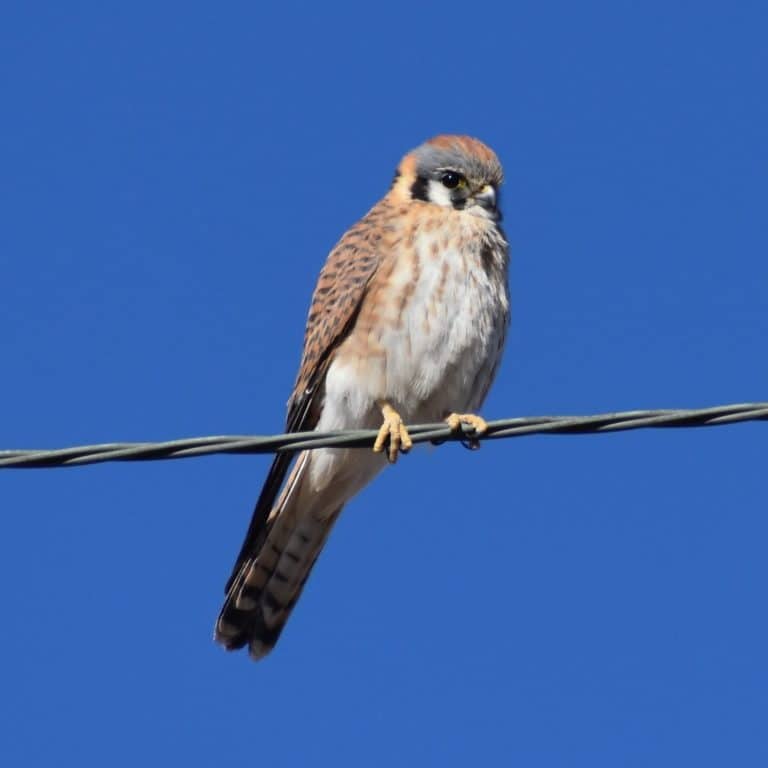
<box><xmin>391</xmin><ymin>135</ymin><xmax>504</xmax><ymax>221</ymax></box>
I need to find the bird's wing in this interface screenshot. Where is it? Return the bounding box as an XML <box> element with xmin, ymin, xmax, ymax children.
<box><xmin>224</xmin><ymin>207</ymin><xmax>387</xmax><ymax>590</ymax></box>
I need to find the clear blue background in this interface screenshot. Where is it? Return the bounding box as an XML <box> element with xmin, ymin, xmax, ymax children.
<box><xmin>2</xmin><ymin>2</ymin><xmax>766</xmax><ymax>765</ymax></box>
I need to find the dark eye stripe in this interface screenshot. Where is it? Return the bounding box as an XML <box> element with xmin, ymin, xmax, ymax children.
<box><xmin>410</xmin><ymin>175</ymin><xmax>430</xmax><ymax>202</ymax></box>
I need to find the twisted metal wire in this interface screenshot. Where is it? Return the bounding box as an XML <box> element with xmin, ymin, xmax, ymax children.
<box><xmin>0</xmin><ymin>402</ymin><xmax>765</xmax><ymax>469</ymax></box>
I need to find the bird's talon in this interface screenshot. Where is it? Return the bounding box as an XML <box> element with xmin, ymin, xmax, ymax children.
<box><xmin>445</xmin><ymin>413</ymin><xmax>462</xmax><ymax>432</ymax></box>
<box><xmin>399</xmin><ymin>424</ymin><xmax>413</xmax><ymax>453</ymax></box>
<box><xmin>445</xmin><ymin>412</ymin><xmax>489</xmax><ymax>447</ymax></box>
<box><xmin>373</xmin><ymin>403</ymin><xmax>412</xmax><ymax>464</ymax></box>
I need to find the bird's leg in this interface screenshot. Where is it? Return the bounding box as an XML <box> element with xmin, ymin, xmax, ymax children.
<box><xmin>445</xmin><ymin>412</ymin><xmax>489</xmax><ymax>450</ymax></box>
<box><xmin>373</xmin><ymin>401</ymin><xmax>413</xmax><ymax>464</ymax></box>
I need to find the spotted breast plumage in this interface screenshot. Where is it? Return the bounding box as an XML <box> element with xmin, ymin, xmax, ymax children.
<box><xmin>215</xmin><ymin>135</ymin><xmax>510</xmax><ymax>659</ymax></box>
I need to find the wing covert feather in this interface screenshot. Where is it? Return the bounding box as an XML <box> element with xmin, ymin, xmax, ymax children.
<box><xmin>225</xmin><ymin>205</ymin><xmax>388</xmax><ymax>588</ymax></box>
<box><xmin>287</xmin><ymin>207</ymin><xmax>388</xmax><ymax>427</ymax></box>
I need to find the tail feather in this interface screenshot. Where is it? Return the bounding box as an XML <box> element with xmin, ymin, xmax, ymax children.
<box><xmin>215</xmin><ymin>452</ymin><xmax>343</xmax><ymax>659</ymax></box>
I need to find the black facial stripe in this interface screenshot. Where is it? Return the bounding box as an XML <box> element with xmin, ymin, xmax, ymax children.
<box><xmin>410</xmin><ymin>175</ymin><xmax>430</xmax><ymax>202</ymax></box>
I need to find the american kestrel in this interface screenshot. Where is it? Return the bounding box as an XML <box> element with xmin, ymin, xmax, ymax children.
<box><xmin>216</xmin><ymin>135</ymin><xmax>509</xmax><ymax>659</ymax></box>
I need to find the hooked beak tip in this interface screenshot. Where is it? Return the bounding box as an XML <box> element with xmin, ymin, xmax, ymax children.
<box><xmin>473</xmin><ymin>185</ymin><xmax>500</xmax><ymax>220</ymax></box>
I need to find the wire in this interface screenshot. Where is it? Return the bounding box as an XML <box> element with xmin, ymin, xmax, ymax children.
<box><xmin>1</xmin><ymin>401</ymin><xmax>765</xmax><ymax>469</ymax></box>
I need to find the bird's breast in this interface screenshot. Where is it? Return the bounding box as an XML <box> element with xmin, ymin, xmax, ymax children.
<box><xmin>327</xmin><ymin>214</ymin><xmax>509</xmax><ymax>427</ymax></box>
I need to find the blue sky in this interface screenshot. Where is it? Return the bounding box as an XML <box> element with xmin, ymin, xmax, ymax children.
<box><xmin>2</xmin><ymin>2</ymin><xmax>767</xmax><ymax>765</ymax></box>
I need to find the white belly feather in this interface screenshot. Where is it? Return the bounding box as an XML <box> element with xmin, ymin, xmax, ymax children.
<box><xmin>380</xmin><ymin>230</ymin><xmax>508</xmax><ymax>421</ymax></box>
<box><xmin>309</xmin><ymin>218</ymin><xmax>508</xmax><ymax>494</ymax></box>
<box><xmin>321</xmin><ymin>219</ymin><xmax>508</xmax><ymax>430</ymax></box>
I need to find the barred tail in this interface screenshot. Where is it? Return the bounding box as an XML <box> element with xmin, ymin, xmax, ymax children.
<box><xmin>215</xmin><ymin>454</ymin><xmax>342</xmax><ymax>660</ymax></box>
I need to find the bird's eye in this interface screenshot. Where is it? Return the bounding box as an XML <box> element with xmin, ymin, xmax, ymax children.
<box><xmin>440</xmin><ymin>171</ymin><xmax>464</xmax><ymax>189</ymax></box>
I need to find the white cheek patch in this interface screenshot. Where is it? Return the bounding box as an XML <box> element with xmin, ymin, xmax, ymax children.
<box><xmin>427</xmin><ymin>179</ymin><xmax>455</xmax><ymax>208</ymax></box>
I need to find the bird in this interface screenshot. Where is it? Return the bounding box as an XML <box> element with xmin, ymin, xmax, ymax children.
<box><xmin>215</xmin><ymin>135</ymin><xmax>510</xmax><ymax>660</ymax></box>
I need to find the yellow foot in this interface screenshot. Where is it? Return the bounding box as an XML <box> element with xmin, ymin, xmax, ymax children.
<box><xmin>445</xmin><ymin>412</ymin><xmax>488</xmax><ymax>450</ymax></box>
<box><xmin>373</xmin><ymin>402</ymin><xmax>413</xmax><ymax>464</ymax></box>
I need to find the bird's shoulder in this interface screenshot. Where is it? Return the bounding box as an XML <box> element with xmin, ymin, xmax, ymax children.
<box><xmin>286</xmin><ymin>198</ymin><xmax>401</xmax><ymax>427</ymax></box>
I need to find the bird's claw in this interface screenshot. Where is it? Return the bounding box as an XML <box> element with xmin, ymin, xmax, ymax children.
<box><xmin>373</xmin><ymin>403</ymin><xmax>412</xmax><ymax>463</ymax></box>
<box><xmin>445</xmin><ymin>412</ymin><xmax>488</xmax><ymax>450</ymax></box>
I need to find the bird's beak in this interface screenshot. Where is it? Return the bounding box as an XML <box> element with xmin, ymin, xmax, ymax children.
<box><xmin>472</xmin><ymin>184</ymin><xmax>500</xmax><ymax>221</ymax></box>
